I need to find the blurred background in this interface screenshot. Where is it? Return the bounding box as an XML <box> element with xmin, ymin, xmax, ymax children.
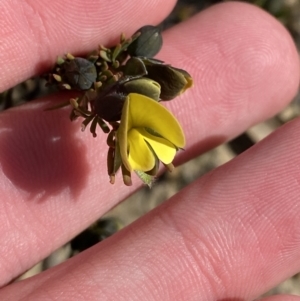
<box><xmin>4</xmin><ymin>0</ymin><xmax>300</xmax><ymax>298</ymax></box>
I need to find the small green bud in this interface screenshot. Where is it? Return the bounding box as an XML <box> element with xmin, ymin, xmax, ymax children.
<box><xmin>66</xmin><ymin>53</ymin><xmax>75</xmax><ymax>60</ymax></box>
<box><xmin>56</xmin><ymin>57</ymin><xmax>65</xmax><ymax>65</ymax></box>
<box><xmin>127</xmin><ymin>25</ymin><xmax>163</xmax><ymax>58</ymax></box>
<box><xmin>53</xmin><ymin>74</ymin><xmax>62</xmax><ymax>82</ymax></box>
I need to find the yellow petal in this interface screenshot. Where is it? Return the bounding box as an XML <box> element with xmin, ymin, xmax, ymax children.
<box><xmin>127</xmin><ymin>129</ymin><xmax>155</xmax><ymax>171</ymax></box>
<box><xmin>117</xmin><ymin>93</ymin><xmax>185</xmax><ymax>172</ymax></box>
<box><xmin>139</xmin><ymin>128</ymin><xmax>176</xmax><ymax>164</ymax></box>
<box><xmin>127</xmin><ymin>93</ymin><xmax>185</xmax><ymax>148</ymax></box>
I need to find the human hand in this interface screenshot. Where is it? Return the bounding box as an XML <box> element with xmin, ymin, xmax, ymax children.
<box><xmin>0</xmin><ymin>1</ymin><xmax>299</xmax><ymax>300</ymax></box>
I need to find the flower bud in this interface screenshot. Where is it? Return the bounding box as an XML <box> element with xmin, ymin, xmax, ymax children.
<box><xmin>143</xmin><ymin>59</ymin><xmax>193</xmax><ymax>100</ymax></box>
<box><xmin>63</xmin><ymin>57</ymin><xmax>97</xmax><ymax>90</ymax></box>
<box><xmin>123</xmin><ymin>57</ymin><xmax>147</xmax><ymax>77</ymax></box>
<box><xmin>123</xmin><ymin>78</ymin><xmax>161</xmax><ymax>101</ymax></box>
<box><xmin>127</xmin><ymin>25</ymin><xmax>163</xmax><ymax>58</ymax></box>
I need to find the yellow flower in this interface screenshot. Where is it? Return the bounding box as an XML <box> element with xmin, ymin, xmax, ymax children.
<box><xmin>117</xmin><ymin>93</ymin><xmax>185</xmax><ymax>179</ymax></box>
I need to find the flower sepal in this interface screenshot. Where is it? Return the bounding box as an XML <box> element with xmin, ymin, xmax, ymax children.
<box><xmin>135</xmin><ymin>170</ymin><xmax>155</xmax><ymax>188</ymax></box>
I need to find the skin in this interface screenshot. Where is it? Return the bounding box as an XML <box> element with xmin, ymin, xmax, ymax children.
<box><xmin>0</xmin><ymin>0</ymin><xmax>299</xmax><ymax>300</ymax></box>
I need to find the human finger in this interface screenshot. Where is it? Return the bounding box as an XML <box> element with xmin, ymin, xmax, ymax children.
<box><xmin>0</xmin><ymin>1</ymin><xmax>298</xmax><ymax>288</ymax></box>
<box><xmin>0</xmin><ymin>0</ymin><xmax>176</xmax><ymax>91</ymax></box>
<box><xmin>2</xmin><ymin>95</ymin><xmax>300</xmax><ymax>301</ymax></box>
